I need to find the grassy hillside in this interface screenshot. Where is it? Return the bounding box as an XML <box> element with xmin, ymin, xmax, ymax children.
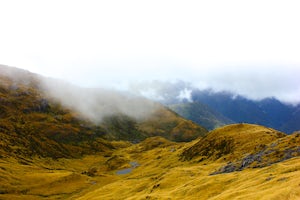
<box><xmin>76</xmin><ymin>141</ymin><xmax>300</xmax><ymax>200</ymax></box>
<box><xmin>73</xmin><ymin>124</ymin><xmax>300</xmax><ymax>200</ymax></box>
<box><xmin>137</xmin><ymin>107</ymin><xmax>207</xmax><ymax>142</ymax></box>
<box><xmin>0</xmin><ymin>72</ymin><xmax>116</xmax><ymax>159</ymax></box>
<box><xmin>181</xmin><ymin>123</ymin><xmax>300</xmax><ymax>175</ymax></box>
<box><xmin>181</xmin><ymin>124</ymin><xmax>286</xmax><ymax>162</ymax></box>
<box><xmin>1</xmin><ymin>66</ymin><xmax>300</xmax><ymax>199</ymax></box>
<box><xmin>1</xmin><ymin>124</ymin><xmax>300</xmax><ymax>199</ymax></box>
<box><xmin>0</xmin><ymin>65</ymin><xmax>207</xmax><ymax>159</ymax></box>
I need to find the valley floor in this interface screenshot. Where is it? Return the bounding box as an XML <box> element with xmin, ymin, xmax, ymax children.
<box><xmin>1</xmin><ymin>138</ymin><xmax>300</xmax><ymax>200</ymax></box>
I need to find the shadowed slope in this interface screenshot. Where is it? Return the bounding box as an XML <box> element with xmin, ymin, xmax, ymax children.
<box><xmin>138</xmin><ymin>107</ymin><xmax>207</xmax><ymax>142</ymax></box>
<box><xmin>169</xmin><ymin>102</ymin><xmax>233</xmax><ymax>130</ymax></box>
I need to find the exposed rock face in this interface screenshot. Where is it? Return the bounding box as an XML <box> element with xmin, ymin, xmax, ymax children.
<box><xmin>212</xmin><ymin>133</ymin><xmax>300</xmax><ymax>174</ymax></box>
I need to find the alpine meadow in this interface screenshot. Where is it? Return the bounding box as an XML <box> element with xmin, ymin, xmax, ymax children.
<box><xmin>1</xmin><ymin>1</ymin><xmax>300</xmax><ymax>200</ymax></box>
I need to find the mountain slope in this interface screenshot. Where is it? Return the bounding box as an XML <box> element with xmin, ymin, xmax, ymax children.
<box><xmin>131</xmin><ymin>81</ymin><xmax>300</xmax><ymax>133</ymax></box>
<box><xmin>169</xmin><ymin>102</ymin><xmax>234</xmax><ymax>130</ymax></box>
<box><xmin>180</xmin><ymin>123</ymin><xmax>300</xmax><ymax>175</ymax></box>
<box><xmin>2</xmin><ymin>124</ymin><xmax>300</xmax><ymax>200</ymax></box>
<box><xmin>1</xmin><ymin>66</ymin><xmax>300</xmax><ymax>200</ymax></box>
<box><xmin>0</xmin><ymin>71</ymin><xmax>115</xmax><ymax>159</ymax></box>
<box><xmin>181</xmin><ymin>123</ymin><xmax>286</xmax><ymax>162</ymax></box>
<box><xmin>191</xmin><ymin>89</ymin><xmax>300</xmax><ymax>133</ymax></box>
<box><xmin>0</xmin><ymin>65</ymin><xmax>207</xmax><ymax>159</ymax></box>
<box><xmin>71</xmin><ymin>124</ymin><xmax>300</xmax><ymax>200</ymax></box>
<box><xmin>280</xmin><ymin>107</ymin><xmax>300</xmax><ymax>133</ymax></box>
<box><xmin>212</xmin><ymin>132</ymin><xmax>300</xmax><ymax>174</ymax></box>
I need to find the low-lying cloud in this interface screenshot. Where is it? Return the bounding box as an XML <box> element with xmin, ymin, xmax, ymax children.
<box><xmin>189</xmin><ymin>66</ymin><xmax>300</xmax><ymax>104</ymax></box>
<box><xmin>1</xmin><ymin>1</ymin><xmax>300</xmax><ymax>104</ymax></box>
<box><xmin>0</xmin><ymin>65</ymin><xmax>160</xmax><ymax>124</ymax></box>
<box><xmin>39</xmin><ymin>77</ymin><xmax>160</xmax><ymax>124</ymax></box>
<box><xmin>128</xmin><ymin>65</ymin><xmax>300</xmax><ymax>105</ymax></box>
<box><xmin>25</xmin><ymin>62</ymin><xmax>300</xmax><ymax>105</ymax></box>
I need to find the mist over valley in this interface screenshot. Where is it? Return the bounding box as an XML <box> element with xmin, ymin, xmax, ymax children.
<box><xmin>1</xmin><ymin>1</ymin><xmax>300</xmax><ymax>199</ymax></box>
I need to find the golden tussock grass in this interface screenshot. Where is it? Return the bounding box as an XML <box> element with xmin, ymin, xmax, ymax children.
<box><xmin>1</xmin><ymin>125</ymin><xmax>300</xmax><ymax>200</ymax></box>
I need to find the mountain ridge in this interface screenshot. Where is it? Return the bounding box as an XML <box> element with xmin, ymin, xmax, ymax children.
<box><xmin>0</xmin><ymin>65</ymin><xmax>207</xmax><ymax>159</ymax></box>
<box><xmin>130</xmin><ymin>81</ymin><xmax>300</xmax><ymax>133</ymax></box>
<box><xmin>1</xmin><ymin>66</ymin><xmax>300</xmax><ymax>199</ymax></box>
<box><xmin>169</xmin><ymin>102</ymin><xmax>234</xmax><ymax>130</ymax></box>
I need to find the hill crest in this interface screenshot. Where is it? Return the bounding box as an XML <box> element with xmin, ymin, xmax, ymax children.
<box><xmin>181</xmin><ymin>123</ymin><xmax>286</xmax><ymax>161</ymax></box>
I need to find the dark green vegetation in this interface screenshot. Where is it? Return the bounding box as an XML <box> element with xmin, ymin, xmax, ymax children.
<box><xmin>169</xmin><ymin>102</ymin><xmax>233</xmax><ymax>130</ymax></box>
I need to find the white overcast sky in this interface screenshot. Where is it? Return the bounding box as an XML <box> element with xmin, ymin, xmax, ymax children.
<box><xmin>0</xmin><ymin>0</ymin><xmax>300</xmax><ymax>103</ymax></box>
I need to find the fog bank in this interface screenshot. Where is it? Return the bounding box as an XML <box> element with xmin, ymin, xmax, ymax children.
<box><xmin>40</xmin><ymin>78</ymin><xmax>160</xmax><ymax>124</ymax></box>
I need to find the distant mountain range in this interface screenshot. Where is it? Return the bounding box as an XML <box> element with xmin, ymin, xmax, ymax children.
<box><xmin>131</xmin><ymin>81</ymin><xmax>300</xmax><ymax>133</ymax></box>
<box><xmin>189</xmin><ymin>89</ymin><xmax>300</xmax><ymax>133</ymax></box>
